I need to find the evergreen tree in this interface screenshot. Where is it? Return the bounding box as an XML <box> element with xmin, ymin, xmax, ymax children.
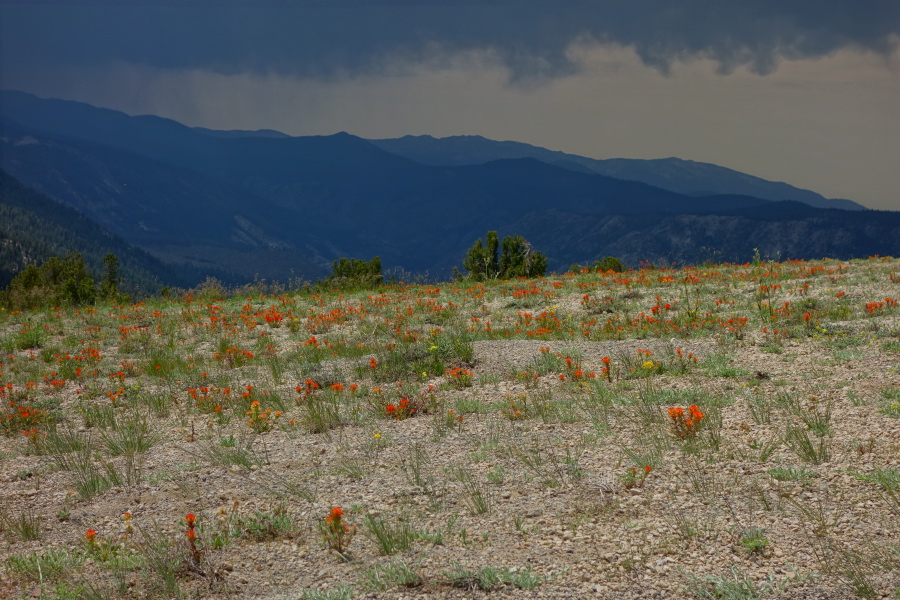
<box><xmin>461</xmin><ymin>231</ymin><xmax>547</xmax><ymax>280</ymax></box>
<box><xmin>59</xmin><ymin>251</ymin><xmax>97</xmax><ymax>306</ymax></box>
<box><xmin>2</xmin><ymin>251</ymin><xmax>96</xmax><ymax>309</ymax></box>
<box><xmin>499</xmin><ymin>235</ymin><xmax>548</xmax><ymax>278</ymax></box>
<box><xmin>99</xmin><ymin>253</ymin><xmax>121</xmax><ymax>299</ymax></box>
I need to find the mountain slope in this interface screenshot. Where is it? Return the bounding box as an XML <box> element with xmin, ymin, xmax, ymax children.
<box><xmin>0</xmin><ymin>170</ymin><xmax>183</xmax><ymax>292</ymax></box>
<box><xmin>2</xmin><ymin>90</ymin><xmax>864</xmax><ymax>211</ymax></box>
<box><xmin>506</xmin><ymin>202</ymin><xmax>900</xmax><ymax>270</ymax></box>
<box><xmin>0</xmin><ymin>120</ymin><xmax>330</xmax><ymax>283</ymax></box>
<box><xmin>0</xmin><ymin>90</ymin><xmax>419</xmax><ymax>185</ymax></box>
<box><xmin>369</xmin><ymin>134</ymin><xmax>866</xmax><ymax>210</ymax></box>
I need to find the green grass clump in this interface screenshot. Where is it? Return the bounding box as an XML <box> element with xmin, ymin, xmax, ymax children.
<box><xmin>361</xmin><ymin>513</ymin><xmax>417</xmax><ymax>555</ymax></box>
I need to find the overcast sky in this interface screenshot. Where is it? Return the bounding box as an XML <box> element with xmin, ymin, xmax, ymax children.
<box><xmin>2</xmin><ymin>1</ymin><xmax>899</xmax><ymax>208</ymax></box>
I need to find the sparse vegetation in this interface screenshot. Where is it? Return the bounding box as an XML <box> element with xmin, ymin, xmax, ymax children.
<box><xmin>0</xmin><ymin>256</ymin><xmax>898</xmax><ymax>598</ymax></box>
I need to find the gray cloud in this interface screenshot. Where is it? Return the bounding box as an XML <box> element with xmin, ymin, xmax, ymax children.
<box><xmin>3</xmin><ymin>1</ymin><xmax>899</xmax><ymax>83</ymax></box>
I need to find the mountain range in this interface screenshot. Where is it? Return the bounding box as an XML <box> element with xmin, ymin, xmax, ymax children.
<box><xmin>1</xmin><ymin>89</ymin><xmax>895</xmax><ymax>286</ymax></box>
<box><xmin>369</xmin><ymin>135</ymin><xmax>864</xmax><ymax>211</ymax></box>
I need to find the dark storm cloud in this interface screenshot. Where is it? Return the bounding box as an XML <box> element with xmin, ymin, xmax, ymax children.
<box><xmin>3</xmin><ymin>0</ymin><xmax>899</xmax><ymax>81</ymax></box>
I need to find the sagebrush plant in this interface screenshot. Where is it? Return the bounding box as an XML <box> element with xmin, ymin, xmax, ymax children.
<box><xmin>3</xmin><ymin>256</ymin><xmax>900</xmax><ymax>597</ymax></box>
<box><xmin>5</xmin><ymin>547</ymin><xmax>84</xmax><ymax>583</ymax></box>
<box><xmin>360</xmin><ymin>558</ymin><xmax>423</xmax><ymax>591</ymax></box>
<box><xmin>443</xmin><ymin>563</ymin><xmax>545</xmax><ymax>591</ymax></box>
<box><xmin>682</xmin><ymin>565</ymin><xmax>796</xmax><ymax>599</ymax></box>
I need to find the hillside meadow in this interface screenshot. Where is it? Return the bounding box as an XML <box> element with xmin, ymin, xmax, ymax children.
<box><xmin>1</xmin><ymin>258</ymin><xmax>900</xmax><ymax>599</ymax></box>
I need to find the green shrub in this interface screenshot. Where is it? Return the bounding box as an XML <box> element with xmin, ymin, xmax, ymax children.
<box><xmin>327</xmin><ymin>256</ymin><xmax>383</xmax><ymax>289</ymax></box>
<box><xmin>460</xmin><ymin>231</ymin><xmax>547</xmax><ymax>280</ymax></box>
<box><xmin>2</xmin><ymin>251</ymin><xmax>97</xmax><ymax>309</ymax></box>
<box><xmin>594</xmin><ymin>256</ymin><xmax>625</xmax><ymax>272</ymax></box>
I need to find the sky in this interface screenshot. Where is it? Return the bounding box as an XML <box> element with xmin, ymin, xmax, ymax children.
<box><xmin>2</xmin><ymin>1</ymin><xmax>899</xmax><ymax>209</ymax></box>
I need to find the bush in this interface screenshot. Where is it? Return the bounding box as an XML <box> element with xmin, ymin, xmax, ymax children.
<box><xmin>594</xmin><ymin>256</ymin><xmax>625</xmax><ymax>273</ymax></box>
<box><xmin>2</xmin><ymin>251</ymin><xmax>97</xmax><ymax>309</ymax></box>
<box><xmin>460</xmin><ymin>231</ymin><xmax>547</xmax><ymax>280</ymax></box>
<box><xmin>327</xmin><ymin>256</ymin><xmax>383</xmax><ymax>290</ymax></box>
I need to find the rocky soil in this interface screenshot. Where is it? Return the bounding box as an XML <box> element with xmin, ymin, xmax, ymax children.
<box><xmin>1</xmin><ymin>259</ymin><xmax>900</xmax><ymax>599</ymax></box>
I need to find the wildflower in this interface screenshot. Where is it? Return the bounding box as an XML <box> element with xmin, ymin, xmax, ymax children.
<box><xmin>320</xmin><ymin>506</ymin><xmax>355</xmax><ymax>557</ymax></box>
<box><xmin>186</xmin><ymin>529</ymin><xmax>197</xmax><ymax>542</ymax></box>
<box><xmin>123</xmin><ymin>512</ymin><xmax>133</xmax><ymax>535</ymax></box>
<box><xmin>85</xmin><ymin>529</ymin><xmax>98</xmax><ymax>542</ymax></box>
<box><xmin>326</xmin><ymin>506</ymin><xmax>344</xmax><ymax>523</ymax></box>
<box><xmin>667</xmin><ymin>407</ymin><xmax>685</xmax><ymax>420</ymax></box>
<box><xmin>185</xmin><ymin>513</ymin><xmax>196</xmax><ymax>528</ymax></box>
<box><xmin>668</xmin><ymin>405</ymin><xmax>704</xmax><ymax>438</ymax></box>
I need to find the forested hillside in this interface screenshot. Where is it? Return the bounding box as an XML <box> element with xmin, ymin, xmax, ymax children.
<box><xmin>0</xmin><ymin>170</ymin><xmax>179</xmax><ymax>294</ymax></box>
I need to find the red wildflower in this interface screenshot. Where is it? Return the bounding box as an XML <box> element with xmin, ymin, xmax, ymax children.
<box><xmin>325</xmin><ymin>506</ymin><xmax>344</xmax><ymax>524</ymax></box>
<box><xmin>667</xmin><ymin>407</ymin><xmax>685</xmax><ymax>420</ymax></box>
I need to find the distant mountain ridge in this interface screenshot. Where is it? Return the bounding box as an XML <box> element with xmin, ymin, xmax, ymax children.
<box><xmin>192</xmin><ymin>126</ymin><xmax>291</xmax><ymax>139</ymax></box>
<box><xmin>369</xmin><ymin>135</ymin><xmax>866</xmax><ymax>211</ymax></box>
<box><xmin>1</xmin><ymin>89</ymin><xmax>895</xmax><ymax>284</ymax></box>
<box><xmin>0</xmin><ymin>90</ymin><xmax>862</xmax><ymax>211</ymax></box>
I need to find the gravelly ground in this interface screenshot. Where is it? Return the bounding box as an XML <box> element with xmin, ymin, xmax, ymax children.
<box><xmin>1</xmin><ymin>259</ymin><xmax>900</xmax><ymax>599</ymax></box>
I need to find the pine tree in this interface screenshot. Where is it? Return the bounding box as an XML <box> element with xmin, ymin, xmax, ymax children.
<box><xmin>461</xmin><ymin>231</ymin><xmax>547</xmax><ymax>280</ymax></box>
<box><xmin>100</xmin><ymin>253</ymin><xmax>121</xmax><ymax>299</ymax></box>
